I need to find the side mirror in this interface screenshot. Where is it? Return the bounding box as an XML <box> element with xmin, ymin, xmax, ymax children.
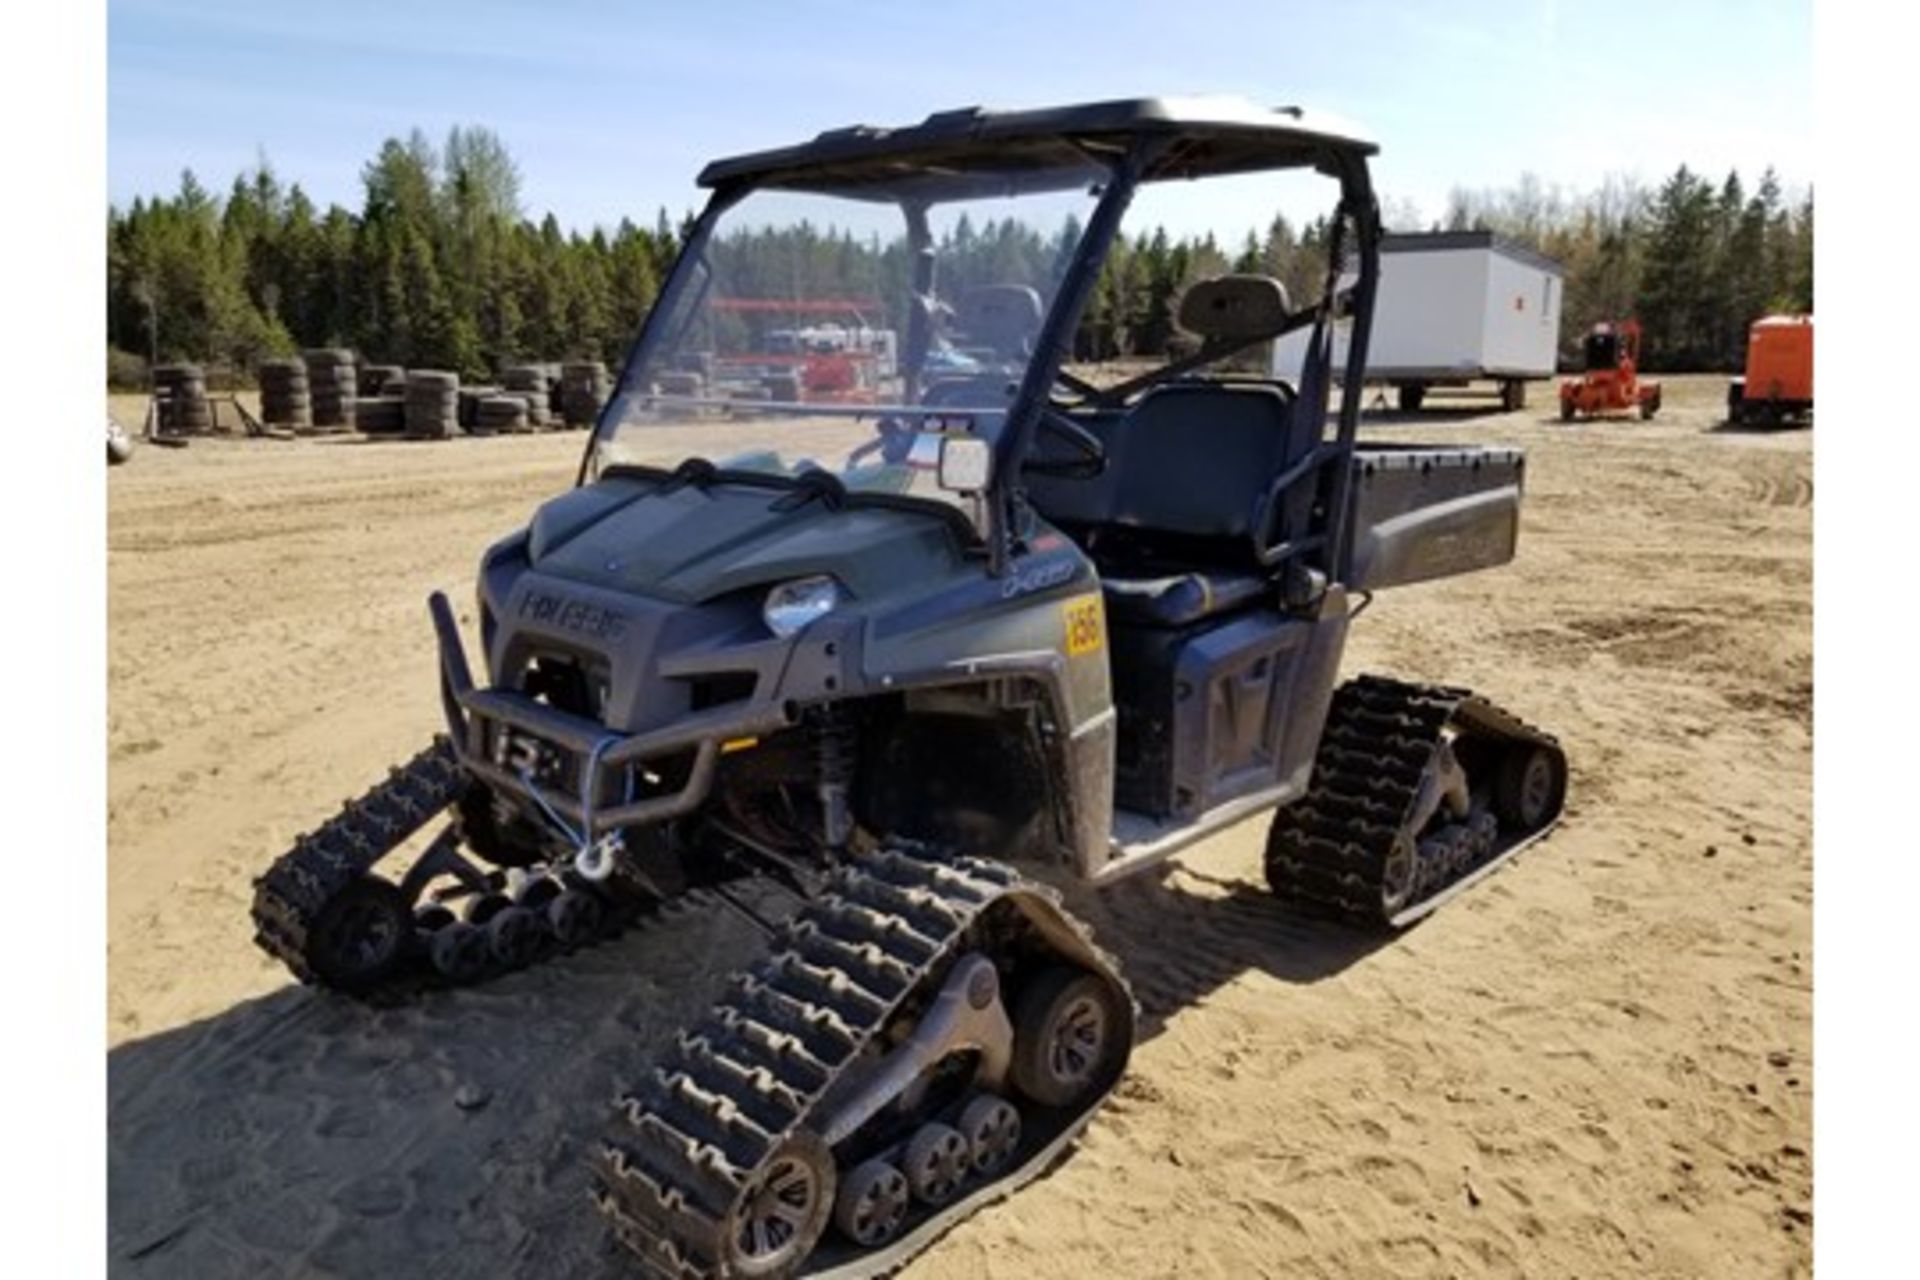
<box><xmin>937</xmin><ymin>434</ymin><xmax>993</xmax><ymax>493</ymax></box>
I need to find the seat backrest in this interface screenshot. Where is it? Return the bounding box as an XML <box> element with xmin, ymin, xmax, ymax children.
<box><xmin>1177</xmin><ymin>274</ymin><xmax>1292</xmax><ymax>342</ymax></box>
<box><xmin>956</xmin><ymin>285</ymin><xmax>1043</xmax><ymax>361</ymax></box>
<box><xmin>1026</xmin><ymin>382</ymin><xmax>1312</xmax><ymax>566</ymax></box>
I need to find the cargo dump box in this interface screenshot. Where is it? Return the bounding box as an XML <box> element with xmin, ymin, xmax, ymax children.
<box><xmin>1342</xmin><ymin>444</ymin><xmax>1525</xmax><ymax>590</ymax></box>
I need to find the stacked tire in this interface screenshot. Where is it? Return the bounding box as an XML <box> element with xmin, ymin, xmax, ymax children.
<box><xmin>154</xmin><ymin>364</ymin><xmax>212</xmax><ymax>434</ymax></box>
<box><xmin>405</xmin><ymin>371</ymin><xmax>460</xmax><ymax>439</ymax></box>
<box><xmin>302</xmin><ymin>349</ymin><xmax>357</xmax><ymax>430</ymax></box>
<box><xmin>458</xmin><ymin>385</ymin><xmax>502</xmax><ymax>432</ymax></box>
<box><xmin>561</xmin><ymin>360</ymin><xmax>609</xmax><ymax>428</ymax></box>
<box><xmin>355</xmin><ymin>395</ymin><xmax>406</xmax><ymax>434</ymax></box>
<box><xmin>501</xmin><ymin>365</ymin><xmax>553</xmax><ymax>429</ymax></box>
<box><xmin>475</xmin><ymin>394</ymin><xmax>530</xmax><ymax>434</ymax></box>
<box><xmin>258</xmin><ymin>359</ymin><xmax>312</xmax><ymax>430</ymax></box>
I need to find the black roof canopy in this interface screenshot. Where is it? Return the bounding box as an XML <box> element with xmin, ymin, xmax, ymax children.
<box><xmin>698</xmin><ymin>95</ymin><xmax>1378</xmax><ymax>203</ymax></box>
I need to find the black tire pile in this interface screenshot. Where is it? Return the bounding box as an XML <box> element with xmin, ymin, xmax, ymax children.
<box><xmin>405</xmin><ymin>371</ymin><xmax>460</xmax><ymax>439</ymax></box>
<box><xmin>302</xmin><ymin>349</ymin><xmax>357</xmax><ymax>431</ymax></box>
<box><xmin>561</xmin><ymin>360</ymin><xmax>610</xmax><ymax>428</ymax></box>
<box><xmin>258</xmin><ymin>358</ymin><xmax>312</xmax><ymax>430</ymax></box>
<box><xmin>502</xmin><ymin>365</ymin><xmax>553</xmax><ymax>429</ymax></box>
<box><xmin>154</xmin><ymin>364</ymin><xmax>213</xmax><ymax>434</ymax></box>
<box><xmin>475</xmin><ymin>394</ymin><xmax>531</xmax><ymax>434</ymax></box>
<box><xmin>355</xmin><ymin>394</ymin><xmax>406</xmax><ymax>434</ymax></box>
<box><xmin>458</xmin><ymin>385</ymin><xmax>502</xmax><ymax>432</ymax></box>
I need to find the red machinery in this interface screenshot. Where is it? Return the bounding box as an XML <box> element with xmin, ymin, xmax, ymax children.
<box><xmin>708</xmin><ymin>298</ymin><xmax>892</xmax><ymax>403</ymax></box>
<box><xmin>1560</xmin><ymin>320</ymin><xmax>1661</xmax><ymax>421</ymax></box>
<box><xmin>1727</xmin><ymin>314</ymin><xmax>1813</xmax><ymax>427</ymax></box>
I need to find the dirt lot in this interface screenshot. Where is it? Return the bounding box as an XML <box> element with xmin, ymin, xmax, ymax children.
<box><xmin>106</xmin><ymin>375</ymin><xmax>1810</xmax><ymax>1278</ymax></box>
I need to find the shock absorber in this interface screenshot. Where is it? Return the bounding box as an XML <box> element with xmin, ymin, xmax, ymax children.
<box><xmin>811</xmin><ymin>705</ymin><xmax>857</xmax><ymax>853</ymax></box>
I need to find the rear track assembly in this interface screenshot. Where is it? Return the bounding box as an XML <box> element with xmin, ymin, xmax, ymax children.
<box><xmin>1265</xmin><ymin>675</ymin><xmax>1567</xmax><ymax>928</ymax></box>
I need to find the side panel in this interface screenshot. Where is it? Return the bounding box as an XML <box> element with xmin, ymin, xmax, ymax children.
<box><xmin>1162</xmin><ymin>603</ymin><xmax>1345</xmax><ymax>820</ymax></box>
<box><xmin>1479</xmin><ymin>251</ymin><xmax>1562</xmax><ymax>377</ymax></box>
<box><xmin>1098</xmin><ymin>587</ymin><xmax>1351</xmax><ymax>881</ymax></box>
<box><xmin>1345</xmin><ymin>447</ymin><xmax>1526</xmax><ymax>591</ymax></box>
<box><xmin>1746</xmin><ymin>320</ymin><xmax>1815</xmax><ymax>402</ymax></box>
<box><xmin>1370</xmin><ymin>248</ymin><xmax>1491</xmax><ymax>373</ymax></box>
<box><xmin>860</xmin><ymin>544</ymin><xmax>1115</xmax><ymax>871</ymax></box>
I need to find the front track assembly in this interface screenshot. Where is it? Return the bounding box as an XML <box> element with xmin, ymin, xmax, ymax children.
<box><xmin>1265</xmin><ymin>675</ymin><xmax>1568</xmax><ymax>927</ymax></box>
<box><xmin>250</xmin><ymin>736</ymin><xmax>641</xmax><ymax>995</ymax></box>
<box><xmin>595</xmin><ymin>848</ymin><xmax>1134</xmax><ymax>1279</ymax></box>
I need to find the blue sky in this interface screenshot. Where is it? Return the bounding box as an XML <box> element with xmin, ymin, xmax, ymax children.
<box><xmin>108</xmin><ymin>0</ymin><xmax>1812</xmax><ymax>237</ymax></box>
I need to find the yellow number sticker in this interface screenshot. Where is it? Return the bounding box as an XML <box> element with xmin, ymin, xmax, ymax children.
<box><xmin>1063</xmin><ymin>594</ymin><xmax>1105</xmax><ymax>657</ymax></box>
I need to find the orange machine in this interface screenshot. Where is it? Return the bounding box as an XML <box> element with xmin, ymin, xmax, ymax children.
<box><xmin>1560</xmin><ymin>320</ymin><xmax>1661</xmax><ymax>421</ymax></box>
<box><xmin>1727</xmin><ymin>314</ymin><xmax>1813</xmax><ymax>427</ymax></box>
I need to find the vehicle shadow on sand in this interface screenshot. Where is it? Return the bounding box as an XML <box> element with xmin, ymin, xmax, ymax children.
<box><xmin>1061</xmin><ymin>866</ymin><xmax>1389</xmax><ymax>1040</ymax></box>
<box><xmin>107</xmin><ymin>868</ymin><xmax>1386</xmax><ymax>1278</ymax></box>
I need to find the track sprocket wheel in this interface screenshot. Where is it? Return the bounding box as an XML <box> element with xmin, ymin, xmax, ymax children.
<box><xmin>720</xmin><ymin>1130</ymin><xmax>836</xmax><ymax>1277</ymax></box>
<box><xmin>304</xmin><ymin>875</ymin><xmax>410</xmax><ymax>992</ymax></box>
<box><xmin>1009</xmin><ymin>966</ymin><xmax>1129</xmax><ymax>1109</ymax></box>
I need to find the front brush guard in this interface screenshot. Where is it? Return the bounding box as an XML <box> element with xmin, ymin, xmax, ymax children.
<box><xmin>429</xmin><ymin>592</ymin><xmax>793</xmax><ymax>842</ymax></box>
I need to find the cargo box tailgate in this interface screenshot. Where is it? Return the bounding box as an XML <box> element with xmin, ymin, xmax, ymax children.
<box><xmin>1343</xmin><ymin>445</ymin><xmax>1525</xmax><ymax>591</ymax></box>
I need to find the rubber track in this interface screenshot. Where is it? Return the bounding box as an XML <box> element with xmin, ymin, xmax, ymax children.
<box><xmin>249</xmin><ymin>737</ymin><xmax>466</xmax><ymax>986</ymax></box>
<box><xmin>1265</xmin><ymin>674</ymin><xmax>1562</xmax><ymax>925</ymax></box>
<box><xmin>593</xmin><ymin>848</ymin><xmax>1131</xmax><ymax>1279</ymax></box>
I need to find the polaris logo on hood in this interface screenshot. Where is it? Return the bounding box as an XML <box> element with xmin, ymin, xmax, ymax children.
<box><xmin>517</xmin><ymin>588</ymin><xmax>629</xmax><ymax>642</ymax></box>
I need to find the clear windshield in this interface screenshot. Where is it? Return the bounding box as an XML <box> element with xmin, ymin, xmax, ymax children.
<box><xmin>595</xmin><ymin>173</ymin><xmax>1105</xmax><ymax>517</ymax></box>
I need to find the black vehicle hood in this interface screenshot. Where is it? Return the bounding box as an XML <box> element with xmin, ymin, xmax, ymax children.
<box><xmin>524</xmin><ymin>474</ymin><xmax>964</xmax><ymax>604</ymax></box>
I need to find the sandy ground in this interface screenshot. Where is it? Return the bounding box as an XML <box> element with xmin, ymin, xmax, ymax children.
<box><xmin>106</xmin><ymin>376</ymin><xmax>1811</xmax><ymax>1278</ymax></box>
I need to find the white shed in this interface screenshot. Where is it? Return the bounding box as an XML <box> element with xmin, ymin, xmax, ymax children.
<box><xmin>1272</xmin><ymin>230</ymin><xmax>1564</xmax><ymax>411</ymax></box>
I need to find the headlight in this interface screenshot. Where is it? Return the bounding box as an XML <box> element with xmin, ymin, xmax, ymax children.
<box><xmin>763</xmin><ymin>575</ymin><xmax>840</xmax><ymax>638</ymax></box>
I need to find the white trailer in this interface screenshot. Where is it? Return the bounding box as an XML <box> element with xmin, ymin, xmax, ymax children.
<box><xmin>1272</xmin><ymin>230</ymin><xmax>1564</xmax><ymax>412</ymax></box>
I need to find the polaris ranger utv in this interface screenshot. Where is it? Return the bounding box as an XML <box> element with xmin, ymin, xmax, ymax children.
<box><xmin>251</xmin><ymin>96</ymin><xmax>1565</xmax><ymax>1278</ymax></box>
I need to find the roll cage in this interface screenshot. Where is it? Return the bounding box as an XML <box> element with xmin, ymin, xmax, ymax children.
<box><xmin>583</xmin><ymin>97</ymin><xmax>1384</xmax><ymax>585</ymax></box>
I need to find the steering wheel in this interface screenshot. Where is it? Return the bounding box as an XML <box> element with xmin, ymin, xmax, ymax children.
<box><xmin>1027</xmin><ymin>410</ymin><xmax>1107</xmax><ymax>477</ymax></box>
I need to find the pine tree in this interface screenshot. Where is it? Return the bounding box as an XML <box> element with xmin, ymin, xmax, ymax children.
<box><xmin>105</xmin><ymin>130</ymin><xmax>1810</xmax><ymax>383</ymax></box>
<box><xmin>1639</xmin><ymin>165</ymin><xmax>1719</xmax><ymax>369</ymax></box>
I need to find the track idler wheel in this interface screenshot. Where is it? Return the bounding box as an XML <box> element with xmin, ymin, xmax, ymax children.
<box><xmin>513</xmin><ymin>873</ymin><xmax>563</xmax><ymax>911</ymax></box>
<box><xmin>1378</xmin><ymin>832</ymin><xmax>1419</xmax><ymax>919</ymax></box>
<box><xmin>486</xmin><ymin>905</ymin><xmax>543</xmax><ymax>967</ymax></box>
<box><xmin>545</xmin><ymin>889</ymin><xmax>605</xmax><ymax>948</ymax></box>
<box><xmin>430</xmin><ymin>921</ymin><xmax>490</xmax><ymax>982</ymax></box>
<box><xmin>902</xmin><ymin>1122</ymin><xmax>969</xmax><ymax>1206</ymax></box>
<box><xmin>1493</xmin><ymin>744</ymin><xmax>1566</xmax><ymax>831</ymax></box>
<box><xmin>721</xmin><ymin>1130</ymin><xmax>835</xmax><ymax>1277</ymax></box>
<box><xmin>465</xmin><ymin>891</ymin><xmax>514</xmax><ymax>926</ymax></box>
<box><xmin>305</xmin><ymin>874</ymin><xmax>410</xmax><ymax>992</ymax></box>
<box><xmin>1009</xmin><ymin>966</ymin><xmax>1129</xmax><ymax>1109</ymax></box>
<box><xmin>958</xmin><ymin>1094</ymin><xmax>1022</xmax><ymax>1177</ymax></box>
<box><xmin>832</xmin><ymin>1156</ymin><xmax>911</xmax><ymax>1248</ymax></box>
